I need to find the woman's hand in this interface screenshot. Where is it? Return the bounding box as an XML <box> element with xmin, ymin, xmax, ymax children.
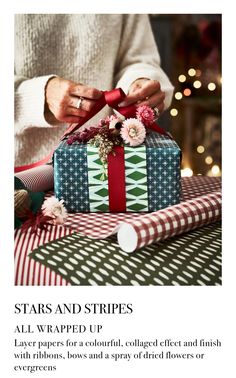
<box><xmin>45</xmin><ymin>77</ymin><xmax>102</xmax><ymax>124</ymax></box>
<box><xmin>120</xmin><ymin>78</ymin><xmax>165</xmax><ymax>115</ymax></box>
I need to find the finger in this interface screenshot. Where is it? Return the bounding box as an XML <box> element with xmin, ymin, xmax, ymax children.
<box><xmin>67</xmin><ymin>96</ymin><xmax>97</xmax><ymax>112</ymax></box>
<box><xmin>66</xmin><ymin>106</ymin><xmax>88</xmax><ymax>118</ymax></box>
<box><xmin>63</xmin><ymin>115</ymin><xmax>84</xmax><ymax>123</ymax></box>
<box><xmin>138</xmin><ymin>91</ymin><xmax>165</xmax><ymax>108</ymax></box>
<box><xmin>128</xmin><ymin>79</ymin><xmax>150</xmax><ymax>94</ymax></box>
<box><xmin>70</xmin><ymin>84</ymin><xmax>102</xmax><ymax>100</ymax></box>
<box><xmin>155</xmin><ymin>103</ymin><xmax>165</xmax><ymax>116</ymax></box>
<box><xmin>120</xmin><ymin>80</ymin><xmax>161</xmax><ymax>106</ymax></box>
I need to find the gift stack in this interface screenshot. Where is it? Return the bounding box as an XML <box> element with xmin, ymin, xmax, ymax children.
<box><xmin>54</xmin><ymin>92</ymin><xmax>181</xmax><ymax>213</ymax></box>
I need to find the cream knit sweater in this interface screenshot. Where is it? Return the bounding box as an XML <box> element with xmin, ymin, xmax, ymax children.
<box><xmin>15</xmin><ymin>14</ymin><xmax>174</xmax><ymax>166</ymax></box>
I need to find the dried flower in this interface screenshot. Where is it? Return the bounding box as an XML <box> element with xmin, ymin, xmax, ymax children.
<box><xmin>120</xmin><ymin>118</ymin><xmax>146</xmax><ymax>146</ymax></box>
<box><xmin>21</xmin><ymin>213</ymin><xmax>54</xmax><ymax>234</ymax></box>
<box><xmin>136</xmin><ymin>105</ymin><xmax>155</xmax><ymax>126</ymax></box>
<box><xmin>66</xmin><ymin>126</ymin><xmax>101</xmax><ymax>145</ymax></box>
<box><xmin>98</xmin><ymin>115</ymin><xmax>116</xmax><ymax>128</ymax></box>
<box><xmin>108</xmin><ymin>116</ymin><xmax>121</xmax><ymax>129</ymax></box>
<box><xmin>42</xmin><ymin>196</ymin><xmax>67</xmax><ymax>225</ymax></box>
<box><xmin>66</xmin><ymin>133</ymin><xmax>80</xmax><ymax>145</ymax></box>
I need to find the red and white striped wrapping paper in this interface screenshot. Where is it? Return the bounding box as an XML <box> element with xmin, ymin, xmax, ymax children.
<box><xmin>14</xmin><ymin>225</ymin><xmax>72</xmax><ymax>285</ymax></box>
<box><xmin>15</xmin><ymin>164</ymin><xmax>54</xmax><ymax>192</ymax></box>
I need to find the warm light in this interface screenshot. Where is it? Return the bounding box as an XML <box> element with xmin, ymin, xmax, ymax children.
<box><xmin>178</xmin><ymin>74</ymin><xmax>186</xmax><ymax>83</ymax></box>
<box><xmin>195</xmin><ymin>69</ymin><xmax>202</xmax><ymax>77</ymax></box>
<box><xmin>216</xmin><ymin>75</ymin><xmax>222</xmax><ymax>85</ymax></box>
<box><xmin>181</xmin><ymin>168</ymin><xmax>193</xmax><ymax>177</ymax></box>
<box><xmin>211</xmin><ymin>165</ymin><xmax>221</xmax><ymax>176</ymax></box>
<box><xmin>197</xmin><ymin>145</ymin><xmax>205</xmax><ymax>153</ymax></box>
<box><xmin>188</xmin><ymin>68</ymin><xmax>196</xmax><ymax>77</ymax></box>
<box><xmin>183</xmin><ymin>88</ymin><xmax>191</xmax><ymax>97</ymax></box>
<box><xmin>193</xmin><ymin>80</ymin><xmax>202</xmax><ymax>89</ymax></box>
<box><xmin>175</xmin><ymin>92</ymin><xmax>183</xmax><ymax>100</ymax></box>
<box><xmin>208</xmin><ymin>82</ymin><xmax>216</xmax><ymax>91</ymax></box>
<box><xmin>207</xmin><ymin>165</ymin><xmax>221</xmax><ymax>177</ymax></box>
<box><xmin>205</xmin><ymin>156</ymin><xmax>213</xmax><ymax>165</ymax></box>
<box><xmin>170</xmin><ymin>108</ymin><xmax>178</xmax><ymax>117</ymax></box>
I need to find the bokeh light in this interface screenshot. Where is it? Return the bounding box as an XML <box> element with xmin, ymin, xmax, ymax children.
<box><xmin>188</xmin><ymin>68</ymin><xmax>196</xmax><ymax>77</ymax></box>
<box><xmin>181</xmin><ymin>168</ymin><xmax>193</xmax><ymax>177</ymax></box>
<box><xmin>193</xmin><ymin>80</ymin><xmax>202</xmax><ymax>89</ymax></box>
<box><xmin>178</xmin><ymin>74</ymin><xmax>186</xmax><ymax>83</ymax></box>
<box><xmin>170</xmin><ymin>108</ymin><xmax>178</xmax><ymax>117</ymax></box>
<box><xmin>175</xmin><ymin>92</ymin><xmax>183</xmax><ymax>100</ymax></box>
<box><xmin>205</xmin><ymin>156</ymin><xmax>213</xmax><ymax>165</ymax></box>
<box><xmin>195</xmin><ymin>69</ymin><xmax>202</xmax><ymax>77</ymax></box>
<box><xmin>197</xmin><ymin>145</ymin><xmax>205</xmax><ymax>153</ymax></box>
<box><xmin>183</xmin><ymin>88</ymin><xmax>191</xmax><ymax>97</ymax></box>
<box><xmin>211</xmin><ymin>165</ymin><xmax>221</xmax><ymax>176</ymax></box>
<box><xmin>208</xmin><ymin>82</ymin><xmax>216</xmax><ymax>91</ymax></box>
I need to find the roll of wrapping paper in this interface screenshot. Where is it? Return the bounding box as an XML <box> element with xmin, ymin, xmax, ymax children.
<box><xmin>63</xmin><ymin>190</ymin><xmax>221</xmax><ymax>252</ymax></box>
<box><xmin>15</xmin><ymin>164</ymin><xmax>54</xmax><ymax>192</ymax></box>
<box><xmin>117</xmin><ymin>191</ymin><xmax>221</xmax><ymax>252</ymax></box>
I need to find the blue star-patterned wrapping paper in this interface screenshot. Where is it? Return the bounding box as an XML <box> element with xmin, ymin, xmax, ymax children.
<box><xmin>54</xmin><ymin>132</ymin><xmax>181</xmax><ymax>212</ymax></box>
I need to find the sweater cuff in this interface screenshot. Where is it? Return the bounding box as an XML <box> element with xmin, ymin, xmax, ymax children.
<box><xmin>15</xmin><ymin>75</ymin><xmax>57</xmax><ymax>131</ymax></box>
<box><xmin>116</xmin><ymin>67</ymin><xmax>174</xmax><ymax>110</ymax></box>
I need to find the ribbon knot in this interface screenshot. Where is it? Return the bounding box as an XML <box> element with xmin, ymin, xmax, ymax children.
<box><xmin>15</xmin><ymin>88</ymin><xmax>169</xmax><ymax>173</ymax></box>
<box><xmin>63</xmin><ymin>88</ymin><xmax>137</xmax><ymax>139</ymax></box>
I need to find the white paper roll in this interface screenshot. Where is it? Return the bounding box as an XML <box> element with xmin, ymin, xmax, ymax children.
<box><xmin>117</xmin><ymin>223</ymin><xmax>138</xmax><ymax>253</ymax></box>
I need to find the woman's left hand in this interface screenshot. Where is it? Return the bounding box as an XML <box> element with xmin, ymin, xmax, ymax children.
<box><xmin>119</xmin><ymin>78</ymin><xmax>165</xmax><ymax>115</ymax></box>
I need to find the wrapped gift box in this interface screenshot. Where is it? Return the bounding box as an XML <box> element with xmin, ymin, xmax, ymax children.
<box><xmin>54</xmin><ymin>131</ymin><xmax>181</xmax><ymax>212</ymax></box>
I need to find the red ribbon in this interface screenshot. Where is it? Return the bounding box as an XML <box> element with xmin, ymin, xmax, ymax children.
<box><xmin>107</xmin><ymin>146</ymin><xmax>126</xmax><ymax>212</ymax></box>
<box><xmin>62</xmin><ymin>88</ymin><xmax>135</xmax><ymax>137</ymax></box>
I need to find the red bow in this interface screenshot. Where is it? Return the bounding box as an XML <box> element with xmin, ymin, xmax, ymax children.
<box><xmin>63</xmin><ymin>88</ymin><xmax>168</xmax><ymax>138</ymax></box>
<box><xmin>14</xmin><ymin>88</ymin><xmax>168</xmax><ymax>173</ymax></box>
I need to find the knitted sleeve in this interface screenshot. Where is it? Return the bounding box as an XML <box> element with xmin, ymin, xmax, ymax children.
<box><xmin>114</xmin><ymin>14</ymin><xmax>174</xmax><ymax>109</ymax></box>
<box><xmin>14</xmin><ymin>74</ymin><xmax>58</xmax><ymax>133</ymax></box>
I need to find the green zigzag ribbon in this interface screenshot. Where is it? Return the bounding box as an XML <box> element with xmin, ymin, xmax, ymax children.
<box><xmin>87</xmin><ymin>145</ymin><xmax>148</xmax><ymax>212</ymax></box>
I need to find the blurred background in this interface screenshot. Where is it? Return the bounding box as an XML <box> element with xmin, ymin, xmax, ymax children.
<box><xmin>150</xmin><ymin>14</ymin><xmax>221</xmax><ymax>177</ymax></box>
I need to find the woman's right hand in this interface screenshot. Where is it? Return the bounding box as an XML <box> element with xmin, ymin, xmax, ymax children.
<box><xmin>45</xmin><ymin>77</ymin><xmax>103</xmax><ymax>124</ymax></box>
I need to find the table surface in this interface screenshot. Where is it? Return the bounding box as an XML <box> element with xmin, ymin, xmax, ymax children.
<box><xmin>14</xmin><ymin>176</ymin><xmax>221</xmax><ymax>286</ymax></box>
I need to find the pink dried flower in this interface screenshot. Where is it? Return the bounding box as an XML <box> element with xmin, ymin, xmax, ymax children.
<box><xmin>42</xmin><ymin>197</ymin><xmax>68</xmax><ymax>225</ymax></box>
<box><xmin>120</xmin><ymin>118</ymin><xmax>146</xmax><ymax>146</ymax></box>
<box><xmin>106</xmin><ymin>114</ymin><xmax>117</xmax><ymax>123</ymax></box>
<box><xmin>98</xmin><ymin>118</ymin><xmax>107</xmax><ymax>127</ymax></box>
<box><xmin>136</xmin><ymin>105</ymin><xmax>155</xmax><ymax>126</ymax></box>
<box><xmin>98</xmin><ymin>115</ymin><xmax>117</xmax><ymax>128</ymax></box>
